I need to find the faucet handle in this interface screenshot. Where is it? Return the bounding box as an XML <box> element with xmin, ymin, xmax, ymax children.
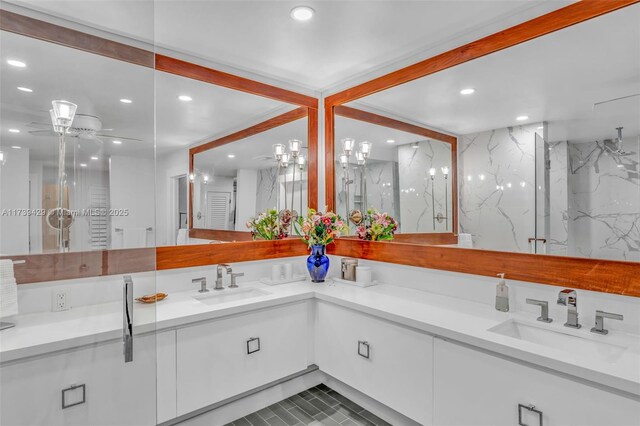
<box><xmin>591</xmin><ymin>310</ymin><xmax>623</xmax><ymax>335</ymax></box>
<box><xmin>229</xmin><ymin>272</ymin><xmax>244</xmax><ymax>288</ymax></box>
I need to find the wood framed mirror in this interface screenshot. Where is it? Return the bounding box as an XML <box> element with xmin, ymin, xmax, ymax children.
<box><xmin>324</xmin><ymin>0</ymin><xmax>640</xmax><ymax>295</ymax></box>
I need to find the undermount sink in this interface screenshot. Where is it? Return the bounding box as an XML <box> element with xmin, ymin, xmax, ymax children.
<box><xmin>193</xmin><ymin>288</ymin><xmax>271</xmax><ymax>305</ymax></box>
<box><xmin>488</xmin><ymin>319</ymin><xmax>629</xmax><ymax>363</ymax></box>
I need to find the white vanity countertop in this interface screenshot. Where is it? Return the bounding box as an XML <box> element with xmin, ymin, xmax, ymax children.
<box><xmin>1</xmin><ymin>279</ymin><xmax>638</xmax><ymax>396</ymax></box>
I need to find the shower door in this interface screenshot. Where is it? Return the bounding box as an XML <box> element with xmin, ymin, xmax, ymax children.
<box><xmin>0</xmin><ymin>5</ymin><xmax>158</xmax><ymax>425</ymax></box>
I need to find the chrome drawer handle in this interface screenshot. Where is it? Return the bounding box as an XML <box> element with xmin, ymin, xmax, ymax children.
<box><xmin>357</xmin><ymin>340</ymin><xmax>370</xmax><ymax>359</ymax></box>
<box><xmin>247</xmin><ymin>337</ymin><xmax>260</xmax><ymax>354</ymax></box>
<box><xmin>62</xmin><ymin>384</ymin><xmax>86</xmax><ymax>409</ymax></box>
<box><xmin>518</xmin><ymin>404</ymin><xmax>543</xmax><ymax>426</ymax></box>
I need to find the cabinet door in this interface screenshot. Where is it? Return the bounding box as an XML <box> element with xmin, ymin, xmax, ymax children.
<box><xmin>433</xmin><ymin>338</ymin><xmax>640</xmax><ymax>426</ymax></box>
<box><xmin>0</xmin><ymin>334</ymin><xmax>157</xmax><ymax>426</ymax></box>
<box><xmin>316</xmin><ymin>302</ymin><xmax>433</xmax><ymax>425</ymax></box>
<box><xmin>176</xmin><ymin>302</ymin><xmax>309</xmax><ymax>415</ymax></box>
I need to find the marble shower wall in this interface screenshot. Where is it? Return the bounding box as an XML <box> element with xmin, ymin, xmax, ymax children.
<box><xmin>458</xmin><ymin>123</ymin><xmax>540</xmax><ymax>252</ymax></box>
<box><xmin>255</xmin><ymin>166</ymin><xmax>308</xmax><ymax>217</ymax></box>
<box><xmin>566</xmin><ymin>137</ymin><xmax>640</xmax><ymax>261</ymax></box>
<box><xmin>548</xmin><ymin>141</ymin><xmax>569</xmax><ymax>255</ymax></box>
<box><xmin>397</xmin><ymin>141</ymin><xmax>452</xmax><ymax>233</ymax></box>
<box><xmin>255</xmin><ymin>167</ymin><xmax>278</xmax><ymax>213</ymax></box>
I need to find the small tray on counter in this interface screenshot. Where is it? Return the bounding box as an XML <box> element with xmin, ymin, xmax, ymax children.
<box><xmin>259</xmin><ymin>275</ymin><xmax>307</xmax><ymax>286</ymax></box>
<box><xmin>135</xmin><ymin>293</ymin><xmax>168</xmax><ymax>304</ymax></box>
<box><xmin>329</xmin><ymin>277</ymin><xmax>378</xmax><ymax>288</ymax></box>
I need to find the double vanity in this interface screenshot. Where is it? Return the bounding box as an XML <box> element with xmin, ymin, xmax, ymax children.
<box><xmin>1</xmin><ymin>258</ymin><xmax>638</xmax><ymax>425</ymax></box>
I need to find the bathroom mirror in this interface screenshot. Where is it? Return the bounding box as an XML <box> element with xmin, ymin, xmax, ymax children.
<box><xmin>189</xmin><ymin>115</ymin><xmax>309</xmax><ymax>241</ymax></box>
<box><xmin>333</xmin><ymin>107</ymin><xmax>457</xmax><ymax>236</ymax></box>
<box><xmin>154</xmin><ymin>68</ymin><xmax>313</xmax><ymax>246</ymax></box>
<box><xmin>0</xmin><ymin>30</ymin><xmax>155</xmax><ymax>255</ymax></box>
<box><xmin>332</xmin><ymin>4</ymin><xmax>639</xmax><ymax>262</ymax></box>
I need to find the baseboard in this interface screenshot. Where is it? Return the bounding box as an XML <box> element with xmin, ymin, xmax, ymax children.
<box><xmin>167</xmin><ymin>365</ymin><xmax>323</xmax><ymax>426</ymax></box>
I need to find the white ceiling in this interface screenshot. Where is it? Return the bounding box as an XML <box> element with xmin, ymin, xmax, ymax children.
<box><xmin>194</xmin><ymin>117</ymin><xmax>307</xmax><ymax>177</ymax></box>
<box><xmin>348</xmin><ymin>4</ymin><xmax>640</xmax><ymax>143</ymax></box>
<box><xmin>5</xmin><ymin>0</ymin><xmax>572</xmax><ymax>91</ymax></box>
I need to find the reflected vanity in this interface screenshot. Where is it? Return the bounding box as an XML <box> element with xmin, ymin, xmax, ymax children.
<box><xmin>327</xmin><ymin>3</ymin><xmax>639</xmax><ymax>262</ymax></box>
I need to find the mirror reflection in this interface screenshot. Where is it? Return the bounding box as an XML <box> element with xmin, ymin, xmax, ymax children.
<box><xmin>334</xmin><ymin>113</ymin><xmax>454</xmax><ymax>234</ymax></box>
<box><xmin>0</xmin><ymin>32</ymin><xmax>154</xmax><ymax>255</ymax></box>
<box><xmin>191</xmin><ymin>118</ymin><xmax>308</xmax><ymax>236</ymax></box>
<box><xmin>343</xmin><ymin>5</ymin><xmax>639</xmax><ymax>260</ymax></box>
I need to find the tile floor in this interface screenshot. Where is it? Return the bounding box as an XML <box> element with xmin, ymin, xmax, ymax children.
<box><xmin>225</xmin><ymin>384</ymin><xmax>392</xmax><ymax>426</ymax></box>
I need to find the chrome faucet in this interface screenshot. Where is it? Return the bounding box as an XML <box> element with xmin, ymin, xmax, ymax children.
<box><xmin>215</xmin><ymin>264</ymin><xmax>232</xmax><ymax>290</ymax></box>
<box><xmin>229</xmin><ymin>272</ymin><xmax>244</xmax><ymax>288</ymax></box>
<box><xmin>192</xmin><ymin>277</ymin><xmax>208</xmax><ymax>293</ymax></box>
<box><xmin>591</xmin><ymin>310</ymin><xmax>623</xmax><ymax>335</ymax></box>
<box><xmin>526</xmin><ymin>299</ymin><xmax>552</xmax><ymax>323</ymax></box>
<box><xmin>557</xmin><ymin>289</ymin><xmax>580</xmax><ymax>328</ymax></box>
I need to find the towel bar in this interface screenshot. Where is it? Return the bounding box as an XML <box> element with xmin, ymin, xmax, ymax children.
<box><xmin>114</xmin><ymin>227</ymin><xmax>153</xmax><ymax>232</ymax></box>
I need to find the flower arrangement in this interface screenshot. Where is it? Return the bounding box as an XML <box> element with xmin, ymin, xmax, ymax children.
<box><xmin>246</xmin><ymin>208</ymin><xmax>292</xmax><ymax>240</ymax></box>
<box><xmin>296</xmin><ymin>208</ymin><xmax>348</xmax><ymax>248</ymax></box>
<box><xmin>356</xmin><ymin>208</ymin><xmax>398</xmax><ymax>241</ymax></box>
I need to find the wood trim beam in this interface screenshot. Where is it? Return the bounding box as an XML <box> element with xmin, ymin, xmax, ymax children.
<box><xmin>189</xmin><ymin>229</ymin><xmax>254</xmax><ymax>242</ymax></box>
<box><xmin>190</xmin><ymin>107</ymin><xmax>308</xmax><ymax>155</ymax></box>
<box><xmin>307</xmin><ymin>107</ymin><xmax>319</xmax><ymax>210</ymax></box>
<box><xmin>156</xmin><ymin>239</ymin><xmax>308</xmax><ymax>270</ymax></box>
<box><xmin>0</xmin><ymin>10</ymin><xmax>154</xmax><ymax>68</ymax></box>
<box><xmin>324</xmin><ymin>103</ymin><xmax>336</xmax><ymax>211</ymax></box>
<box><xmin>156</xmin><ymin>54</ymin><xmax>318</xmax><ymax>109</ymax></box>
<box><xmin>330</xmin><ymin>240</ymin><xmax>640</xmax><ymax>297</ymax></box>
<box><xmin>335</xmin><ymin>105</ymin><xmax>456</xmax><ymax>144</ymax></box>
<box><xmin>324</xmin><ymin>0</ymin><xmax>640</xmax><ymax>106</ymax></box>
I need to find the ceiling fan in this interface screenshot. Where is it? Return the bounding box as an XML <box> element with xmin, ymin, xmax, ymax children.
<box><xmin>27</xmin><ymin>113</ymin><xmax>142</xmax><ymax>143</ymax></box>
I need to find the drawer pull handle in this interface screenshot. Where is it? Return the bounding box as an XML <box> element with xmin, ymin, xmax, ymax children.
<box><xmin>518</xmin><ymin>403</ymin><xmax>543</xmax><ymax>426</ymax></box>
<box><xmin>247</xmin><ymin>337</ymin><xmax>261</xmax><ymax>354</ymax></box>
<box><xmin>358</xmin><ymin>340</ymin><xmax>370</xmax><ymax>359</ymax></box>
<box><xmin>62</xmin><ymin>384</ymin><xmax>86</xmax><ymax>409</ymax></box>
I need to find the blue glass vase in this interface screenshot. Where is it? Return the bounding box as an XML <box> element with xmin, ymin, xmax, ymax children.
<box><xmin>307</xmin><ymin>244</ymin><xmax>329</xmax><ymax>283</ymax></box>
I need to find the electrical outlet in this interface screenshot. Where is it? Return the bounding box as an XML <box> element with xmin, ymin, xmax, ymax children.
<box><xmin>52</xmin><ymin>289</ymin><xmax>71</xmax><ymax>312</ymax></box>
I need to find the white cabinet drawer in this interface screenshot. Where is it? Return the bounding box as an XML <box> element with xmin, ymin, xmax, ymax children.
<box><xmin>0</xmin><ymin>334</ymin><xmax>157</xmax><ymax>426</ymax></box>
<box><xmin>176</xmin><ymin>302</ymin><xmax>310</xmax><ymax>415</ymax></box>
<box><xmin>434</xmin><ymin>338</ymin><xmax>640</xmax><ymax>426</ymax></box>
<box><xmin>316</xmin><ymin>302</ymin><xmax>433</xmax><ymax>425</ymax></box>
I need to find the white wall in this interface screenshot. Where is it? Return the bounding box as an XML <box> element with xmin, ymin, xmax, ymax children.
<box><xmin>235</xmin><ymin>169</ymin><xmax>257</xmax><ymax>231</ymax></box>
<box><xmin>109</xmin><ymin>155</ymin><xmax>155</xmax><ymax>248</ymax></box>
<box><xmin>156</xmin><ymin>149</ymin><xmax>189</xmax><ymax>246</ymax></box>
<box><xmin>0</xmin><ymin>148</ymin><xmax>30</xmax><ymax>255</ymax></box>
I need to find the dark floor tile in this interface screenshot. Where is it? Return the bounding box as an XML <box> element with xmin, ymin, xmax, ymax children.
<box><xmin>269</xmin><ymin>402</ymin><xmax>302</xmax><ymax>426</ymax></box>
<box><xmin>289</xmin><ymin>394</ymin><xmax>322</xmax><ymax>416</ymax></box>
<box><xmin>265</xmin><ymin>416</ymin><xmax>288</xmax><ymax>426</ymax></box>
<box><xmin>279</xmin><ymin>398</ymin><xmax>296</xmax><ymax>410</ymax></box>
<box><xmin>288</xmin><ymin>406</ymin><xmax>315</xmax><ymax>424</ymax></box>
<box><xmin>233</xmin><ymin>418</ymin><xmax>252</xmax><ymax>426</ymax></box>
<box><xmin>340</xmin><ymin>420</ymin><xmax>359</xmax><ymax>426</ymax></box>
<box><xmin>246</xmin><ymin>413</ymin><xmax>269</xmax><ymax>426</ymax></box>
<box><xmin>309</xmin><ymin>389</ymin><xmax>340</xmax><ymax>408</ymax></box>
<box><xmin>312</xmin><ymin>412</ymin><xmax>342</xmax><ymax>426</ymax></box>
<box><xmin>297</xmin><ymin>390</ymin><xmax>315</xmax><ymax>401</ymax></box>
<box><xmin>326</xmin><ymin>391</ymin><xmax>364</xmax><ymax>413</ymax></box>
<box><xmin>315</xmin><ymin>383</ymin><xmax>331</xmax><ymax>392</ymax></box>
<box><xmin>256</xmin><ymin>406</ymin><xmax>276</xmax><ymax>420</ymax></box>
<box><xmin>307</xmin><ymin>397</ymin><xmax>334</xmax><ymax>414</ymax></box>
<box><xmin>339</xmin><ymin>410</ymin><xmax>377</xmax><ymax>426</ymax></box>
<box><xmin>358</xmin><ymin>410</ymin><xmax>392</xmax><ymax>426</ymax></box>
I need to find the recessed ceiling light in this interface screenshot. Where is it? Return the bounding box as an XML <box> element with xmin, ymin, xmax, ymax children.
<box><xmin>90</xmin><ymin>156</ymin><xmax>99</xmax><ymax>160</ymax></box>
<box><xmin>8</xmin><ymin>129</ymin><xmax>20</xmax><ymax>133</ymax></box>
<box><xmin>411</xmin><ymin>142</ymin><xmax>420</xmax><ymax>149</ymax></box>
<box><xmin>460</xmin><ymin>88</ymin><xmax>475</xmax><ymax>95</ymax></box>
<box><xmin>227</xmin><ymin>154</ymin><xmax>236</xmax><ymax>158</ymax></box>
<box><xmin>120</xmin><ymin>98</ymin><xmax>132</xmax><ymax>104</ymax></box>
<box><xmin>537</xmin><ymin>126</ymin><xmax>544</xmax><ymax>130</ymax></box>
<box><xmin>617</xmin><ymin>164</ymin><xmax>625</xmax><ymax>168</ymax></box>
<box><xmin>11</xmin><ymin>146</ymin><xmax>21</xmax><ymax>149</ymax></box>
<box><xmin>178</xmin><ymin>95</ymin><xmax>192</xmax><ymax>102</ymax></box>
<box><xmin>386</xmin><ymin>139</ymin><xmax>396</xmax><ymax>144</ymax></box>
<box><xmin>290</xmin><ymin>6</ymin><xmax>315</xmax><ymax>21</ymax></box>
<box><xmin>17</xmin><ymin>86</ymin><xmax>33</xmax><ymax>93</ymax></box>
<box><xmin>516</xmin><ymin>115</ymin><xmax>529</xmax><ymax>121</ymax></box>
<box><xmin>112</xmin><ymin>140</ymin><xmax>122</xmax><ymax>145</ymax></box>
<box><xmin>7</xmin><ymin>59</ymin><xmax>26</xmax><ymax>68</ymax></box>
<box><xmin>80</xmin><ymin>163</ymin><xmax>87</xmax><ymax>167</ymax></box>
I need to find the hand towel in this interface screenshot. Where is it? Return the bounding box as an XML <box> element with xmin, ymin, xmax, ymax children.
<box><xmin>0</xmin><ymin>259</ymin><xmax>18</xmax><ymax>318</ymax></box>
<box><xmin>458</xmin><ymin>233</ymin><xmax>473</xmax><ymax>248</ymax></box>
<box><xmin>122</xmin><ymin>227</ymin><xmax>147</xmax><ymax>248</ymax></box>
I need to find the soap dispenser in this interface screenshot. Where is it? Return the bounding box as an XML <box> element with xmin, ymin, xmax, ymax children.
<box><xmin>495</xmin><ymin>273</ymin><xmax>509</xmax><ymax>312</ymax></box>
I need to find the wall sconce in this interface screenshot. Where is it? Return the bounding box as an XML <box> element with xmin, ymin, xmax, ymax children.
<box><xmin>272</xmin><ymin>143</ymin><xmax>285</xmax><ymax>161</ymax></box>
<box><xmin>50</xmin><ymin>100</ymin><xmax>77</xmax><ymax>132</ymax></box>
<box><xmin>0</xmin><ymin>151</ymin><xmax>6</xmax><ymax>166</ymax></box>
<box><xmin>189</xmin><ymin>173</ymin><xmax>195</xmax><ymax>182</ymax></box>
<box><xmin>342</xmin><ymin>138</ymin><xmax>355</xmax><ymax>156</ymax></box>
<box><xmin>359</xmin><ymin>141</ymin><xmax>371</xmax><ymax>159</ymax></box>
